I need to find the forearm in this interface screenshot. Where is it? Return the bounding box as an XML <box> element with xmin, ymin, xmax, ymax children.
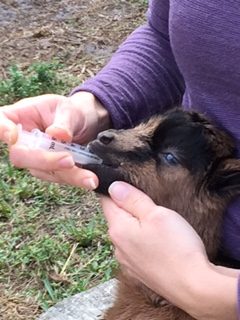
<box><xmin>165</xmin><ymin>259</ymin><xmax>239</xmax><ymax>320</ymax></box>
<box><xmin>191</xmin><ymin>266</ymin><xmax>238</xmax><ymax>320</ymax></box>
<box><xmin>215</xmin><ymin>265</ymin><xmax>240</xmax><ymax>277</ymax></box>
<box><xmin>238</xmin><ymin>277</ymin><xmax>240</xmax><ymax>318</ymax></box>
<box><xmin>71</xmin><ymin>0</ymin><xmax>185</xmax><ymax>129</ymax></box>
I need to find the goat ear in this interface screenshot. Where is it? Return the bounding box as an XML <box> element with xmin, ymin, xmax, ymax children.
<box><xmin>209</xmin><ymin>159</ymin><xmax>240</xmax><ymax>198</ymax></box>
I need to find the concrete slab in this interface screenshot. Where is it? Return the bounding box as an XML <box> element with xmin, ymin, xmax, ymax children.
<box><xmin>38</xmin><ymin>279</ymin><xmax>117</xmax><ymax>320</ymax></box>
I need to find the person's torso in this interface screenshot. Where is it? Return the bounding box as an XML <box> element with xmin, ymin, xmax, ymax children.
<box><xmin>168</xmin><ymin>0</ymin><xmax>240</xmax><ymax>260</ymax></box>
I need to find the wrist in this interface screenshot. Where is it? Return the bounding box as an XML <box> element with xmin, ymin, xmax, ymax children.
<box><xmin>183</xmin><ymin>259</ymin><xmax>238</xmax><ymax>320</ymax></box>
<box><xmin>155</xmin><ymin>251</ymin><xmax>238</xmax><ymax>320</ymax></box>
<box><xmin>238</xmin><ymin>275</ymin><xmax>240</xmax><ymax>319</ymax></box>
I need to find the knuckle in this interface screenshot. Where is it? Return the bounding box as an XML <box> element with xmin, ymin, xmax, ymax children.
<box><xmin>9</xmin><ymin>151</ymin><xmax>23</xmax><ymax>168</ymax></box>
<box><xmin>114</xmin><ymin>249</ymin><xmax>122</xmax><ymax>262</ymax></box>
<box><xmin>29</xmin><ymin>169</ymin><xmax>40</xmax><ymax>178</ymax></box>
<box><xmin>34</xmin><ymin>151</ymin><xmax>61</xmax><ymax>171</ymax></box>
<box><xmin>146</xmin><ymin>206</ymin><xmax>171</xmax><ymax>224</ymax></box>
<box><xmin>128</xmin><ymin>195</ymin><xmax>143</xmax><ymax>211</ymax></box>
<box><xmin>108</xmin><ymin>227</ymin><xmax>117</xmax><ymax>241</ymax></box>
<box><xmin>108</xmin><ymin>226</ymin><xmax>122</xmax><ymax>244</ymax></box>
<box><xmin>42</xmin><ymin>156</ymin><xmax>55</xmax><ymax>170</ymax></box>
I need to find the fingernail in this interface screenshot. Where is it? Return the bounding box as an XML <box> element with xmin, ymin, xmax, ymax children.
<box><xmin>58</xmin><ymin>156</ymin><xmax>75</xmax><ymax>168</ymax></box>
<box><xmin>83</xmin><ymin>177</ymin><xmax>98</xmax><ymax>190</ymax></box>
<box><xmin>109</xmin><ymin>181</ymin><xmax>130</xmax><ymax>201</ymax></box>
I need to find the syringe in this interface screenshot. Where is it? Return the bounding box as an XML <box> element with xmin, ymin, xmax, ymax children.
<box><xmin>16</xmin><ymin>125</ymin><xmax>103</xmax><ymax>165</ymax></box>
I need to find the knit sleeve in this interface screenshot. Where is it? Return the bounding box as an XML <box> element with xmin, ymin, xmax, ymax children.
<box><xmin>238</xmin><ymin>275</ymin><xmax>240</xmax><ymax>319</ymax></box>
<box><xmin>71</xmin><ymin>0</ymin><xmax>185</xmax><ymax>129</ymax></box>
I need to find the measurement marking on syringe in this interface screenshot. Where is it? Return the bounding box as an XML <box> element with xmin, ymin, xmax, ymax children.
<box><xmin>49</xmin><ymin>142</ymin><xmax>56</xmax><ymax>150</ymax></box>
<box><xmin>17</xmin><ymin>127</ymin><xmax>103</xmax><ymax>165</ymax></box>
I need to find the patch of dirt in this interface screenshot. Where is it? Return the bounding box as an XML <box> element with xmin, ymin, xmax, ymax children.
<box><xmin>0</xmin><ymin>288</ymin><xmax>40</xmax><ymax>320</ymax></box>
<box><xmin>0</xmin><ymin>0</ymin><xmax>146</xmax><ymax>79</ymax></box>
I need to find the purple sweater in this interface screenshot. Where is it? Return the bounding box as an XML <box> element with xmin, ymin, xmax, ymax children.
<box><xmin>72</xmin><ymin>0</ymin><xmax>240</xmax><ymax>262</ymax></box>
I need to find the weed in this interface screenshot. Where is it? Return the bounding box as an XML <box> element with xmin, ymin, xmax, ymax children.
<box><xmin>0</xmin><ymin>61</ymin><xmax>76</xmax><ymax>106</ymax></box>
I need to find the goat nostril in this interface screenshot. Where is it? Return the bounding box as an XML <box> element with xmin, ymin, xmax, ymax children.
<box><xmin>98</xmin><ymin>131</ymin><xmax>115</xmax><ymax>145</ymax></box>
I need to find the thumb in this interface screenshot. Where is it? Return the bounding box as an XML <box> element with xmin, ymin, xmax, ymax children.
<box><xmin>108</xmin><ymin>181</ymin><xmax>156</xmax><ymax>220</ymax></box>
<box><xmin>46</xmin><ymin>96</ymin><xmax>83</xmax><ymax>142</ymax></box>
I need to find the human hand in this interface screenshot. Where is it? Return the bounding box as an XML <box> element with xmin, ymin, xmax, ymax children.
<box><xmin>0</xmin><ymin>92</ymin><xmax>110</xmax><ymax>189</ymax></box>
<box><xmin>101</xmin><ymin>181</ymin><xmax>238</xmax><ymax>320</ymax></box>
<box><xmin>101</xmin><ymin>181</ymin><xmax>207</xmax><ymax>302</ymax></box>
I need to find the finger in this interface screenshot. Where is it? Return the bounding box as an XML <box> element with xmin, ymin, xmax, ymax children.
<box><xmin>100</xmin><ymin>196</ymin><xmax>136</xmax><ymax>224</ymax></box>
<box><xmin>0</xmin><ymin>113</ymin><xmax>18</xmax><ymax>144</ymax></box>
<box><xmin>0</xmin><ymin>94</ymin><xmax>63</xmax><ymax>144</ymax></box>
<box><xmin>108</xmin><ymin>181</ymin><xmax>156</xmax><ymax>221</ymax></box>
<box><xmin>100</xmin><ymin>196</ymin><xmax>138</xmax><ymax>244</ymax></box>
<box><xmin>30</xmin><ymin>166</ymin><xmax>99</xmax><ymax>189</ymax></box>
<box><xmin>9</xmin><ymin>145</ymin><xmax>75</xmax><ymax>170</ymax></box>
<box><xmin>29</xmin><ymin>169</ymin><xmax>60</xmax><ymax>184</ymax></box>
<box><xmin>46</xmin><ymin>97</ymin><xmax>84</xmax><ymax>141</ymax></box>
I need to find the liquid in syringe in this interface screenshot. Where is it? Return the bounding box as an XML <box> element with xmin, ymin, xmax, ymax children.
<box><xmin>16</xmin><ymin>125</ymin><xmax>103</xmax><ymax>165</ymax></box>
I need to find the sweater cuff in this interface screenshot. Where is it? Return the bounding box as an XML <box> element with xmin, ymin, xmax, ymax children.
<box><xmin>238</xmin><ymin>274</ymin><xmax>240</xmax><ymax>319</ymax></box>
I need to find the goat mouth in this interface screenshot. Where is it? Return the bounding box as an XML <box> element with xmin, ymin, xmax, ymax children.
<box><xmin>87</xmin><ymin>141</ymin><xmax>120</xmax><ymax>169</ymax></box>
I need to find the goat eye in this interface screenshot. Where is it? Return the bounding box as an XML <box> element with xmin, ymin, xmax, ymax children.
<box><xmin>162</xmin><ymin>153</ymin><xmax>179</xmax><ymax>166</ymax></box>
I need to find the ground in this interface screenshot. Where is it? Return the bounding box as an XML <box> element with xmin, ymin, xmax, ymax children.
<box><xmin>0</xmin><ymin>0</ymin><xmax>146</xmax><ymax>79</ymax></box>
<box><xmin>0</xmin><ymin>1</ymin><xmax>146</xmax><ymax>319</ymax></box>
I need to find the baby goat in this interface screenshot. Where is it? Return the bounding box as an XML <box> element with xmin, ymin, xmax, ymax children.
<box><xmin>84</xmin><ymin>109</ymin><xmax>240</xmax><ymax>320</ymax></box>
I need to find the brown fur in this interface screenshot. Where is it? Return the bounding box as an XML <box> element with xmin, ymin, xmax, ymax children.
<box><xmin>85</xmin><ymin>109</ymin><xmax>240</xmax><ymax>320</ymax></box>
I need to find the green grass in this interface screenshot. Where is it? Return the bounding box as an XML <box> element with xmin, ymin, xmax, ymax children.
<box><xmin>0</xmin><ymin>144</ymin><xmax>117</xmax><ymax>311</ymax></box>
<box><xmin>0</xmin><ymin>61</ymin><xmax>77</xmax><ymax>106</ymax></box>
<box><xmin>0</xmin><ymin>62</ymin><xmax>117</xmax><ymax>313</ymax></box>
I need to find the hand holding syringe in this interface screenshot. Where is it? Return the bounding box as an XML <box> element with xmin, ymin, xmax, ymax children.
<box><xmin>16</xmin><ymin>125</ymin><xmax>103</xmax><ymax>165</ymax></box>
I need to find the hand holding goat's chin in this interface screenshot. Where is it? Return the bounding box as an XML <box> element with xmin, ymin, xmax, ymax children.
<box><xmin>100</xmin><ymin>181</ymin><xmax>238</xmax><ymax>320</ymax></box>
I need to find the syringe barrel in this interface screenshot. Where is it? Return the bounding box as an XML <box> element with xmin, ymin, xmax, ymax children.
<box><xmin>16</xmin><ymin>126</ymin><xmax>102</xmax><ymax>165</ymax></box>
